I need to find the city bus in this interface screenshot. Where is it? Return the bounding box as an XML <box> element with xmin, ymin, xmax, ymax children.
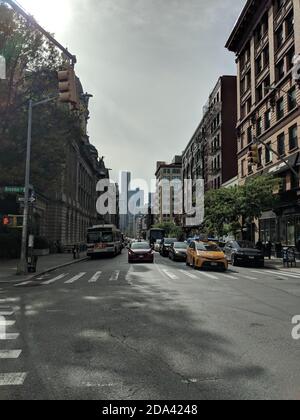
<box><xmin>87</xmin><ymin>225</ymin><xmax>122</xmax><ymax>258</ymax></box>
<box><xmin>147</xmin><ymin>228</ymin><xmax>166</xmax><ymax>247</ymax></box>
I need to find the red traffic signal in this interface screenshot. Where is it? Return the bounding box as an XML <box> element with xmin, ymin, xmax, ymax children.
<box><xmin>2</xmin><ymin>215</ymin><xmax>10</xmax><ymax>226</ymax></box>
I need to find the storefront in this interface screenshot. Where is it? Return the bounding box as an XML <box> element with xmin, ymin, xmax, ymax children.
<box><xmin>259</xmin><ymin>212</ymin><xmax>300</xmax><ymax>247</ymax></box>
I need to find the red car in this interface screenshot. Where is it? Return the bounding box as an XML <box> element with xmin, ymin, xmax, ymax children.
<box><xmin>128</xmin><ymin>242</ymin><xmax>154</xmax><ymax>264</ymax></box>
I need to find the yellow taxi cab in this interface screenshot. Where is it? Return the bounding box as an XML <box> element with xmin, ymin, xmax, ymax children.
<box><xmin>186</xmin><ymin>241</ymin><xmax>228</xmax><ymax>271</ymax></box>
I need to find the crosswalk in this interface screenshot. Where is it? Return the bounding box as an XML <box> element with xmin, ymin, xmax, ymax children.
<box><xmin>13</xmin><ymin>266</ymin><xmax>300</xmax><ymax>289</ymax></box>
<box><xmin>0</xmin><ymin>293</ymin><xmax>27</xmax><ymax>387</ymax></box>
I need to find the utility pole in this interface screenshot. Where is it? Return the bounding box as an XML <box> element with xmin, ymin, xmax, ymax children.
<box><xmin>17</xmin><ymin>96</ymin><xmax>58</xmax><ymax>275</ymax></box>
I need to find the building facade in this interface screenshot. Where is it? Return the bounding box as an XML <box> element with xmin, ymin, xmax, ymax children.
<box><xmin>226</xmin><ymin>0</ymin><xmax>300</xmax><ymax>246</ymax></box>
<box><xmin>181</xmin><ymin>76</ymin><xmax>238</xmax><ymax>230</ymax></box>
<box><xmin>155</xmin><ymin>156</ymin><xmax>183</xmax><ymax>225</ymax></box>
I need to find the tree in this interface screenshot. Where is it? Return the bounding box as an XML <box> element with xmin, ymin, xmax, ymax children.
<box><xmin>152</xmin><ymin>222</ymin><xmax>184</xmax><ymax>240</ymax></box>
<box><xmin>0</xmin><ymin>3</ymin><xmax>82</xmax><ymax>195</ymax></box>
<box><xmin>204</xmin><ymin>175</ymin><xmax>279</xmax><ymax>238</ymax></box>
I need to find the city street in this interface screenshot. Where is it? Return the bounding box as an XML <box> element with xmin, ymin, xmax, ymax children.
<box><xmin>0</xmin><ymin>252</ymin><xmax>300</xmax><ymax>400</ymax></box>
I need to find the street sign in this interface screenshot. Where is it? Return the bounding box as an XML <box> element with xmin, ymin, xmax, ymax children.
<box><xmin>5</xmin><ymin>186</ymin><xmax>25</xmax><ymax>194</ymax></box>
<box><xmin>18</xmin><ymin>197</ymin><xmax>36</xmax><ymax>204</ymax></box>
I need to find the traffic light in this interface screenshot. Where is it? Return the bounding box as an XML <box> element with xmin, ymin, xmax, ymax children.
<box><xmin>57</xmin><ymin>66</ymin><xmax>79</xmax><ymax>109</ymax></box>
<box><xmin>293</xmin><ymin>54</ymin><xmax>300</xmax><ymax>87</ymax></box>
<box><xmin>247</xmin><ymin>144</ymin><xmax>259</xmax><ymax>166</ymax></box>
<box><xmin>2</xmin><ymin>215</ymin><xmax>10</xmax><ymax>226</ymax></box>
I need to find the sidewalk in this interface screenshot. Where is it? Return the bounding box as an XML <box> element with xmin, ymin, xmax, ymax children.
<box><xmin>0</xmin><ymin>252</ymin><xmax>88</xmax><ymax>283</ymax></box>
<box><xmin>264</xmin><ymin>257</ymin><xmax>300</xmax><ymax>270</ymax></box>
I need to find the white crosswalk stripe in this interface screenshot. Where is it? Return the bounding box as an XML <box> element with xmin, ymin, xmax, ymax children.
<box><xmin>264</xmin><ymin>270</ymin><xmax>300</xmax><ymax>279</ymax></box>
<box><xmin>0</xmin><ymin>319</ymin><xmax>15</xmax><ymax>327</ymax></box>
<box><xmin>15</xmin><ymin>281</ymin><xmax>33</xmax><ymax>287</ymax></box>
<box><xmin>220</xmin><ymin>273</ymin><xmax>239</xmax><ymax>280</ymax></box>
<box><xmin>65</xmin><ymin>273</ymin><xmax>86</xmax><ymax>284</ymax></box>
<box><xmin>43</xmin><ymin>274</ymin><xmax>68</xmax><ymax>285</ymax></box>
<box><xmin>0</xmin><ymin>372</ymin><xmax>27</xmax><ymax>386</ymax></box>
<box><xmin>198</xmin><ymin>271</ymin><xmax>219</xmax><ymax>280</ymax></box>
<box><xmin>242</xmin><ymin>275</ymin><xmax>258</xmax><ymax>280</ymax></box>
<box><xmin>109</xmin><ymin>271</ymin><xmax>120</xmax><ymax>281</ymax></box>
<box><xmin>0</xmin><ymin>311</ymin><xmax>14</xmax><ymax>316</ymax></box>
<box><xmin>0</xmin><ymin>350</ymin><xmax>22</xmax><ymax>359</ymax></box>
<box><xmin>88</xmin><ymin>271</ymin><xmax>102</xmax><ymax>283</ymax></box>
<box><xmin>162</xmin><ymin>270</ymin><xmax>178</xmax><ymax>280</ymax></box>
<box><xmin>180</xmin><ymin>270</ymin><xmax>198</xmax><ymax>279</ymax></box>
<box><xmin>0</xmin><ymin>333</ymin><xmax>19</xmax><ymax>340</ymax></box>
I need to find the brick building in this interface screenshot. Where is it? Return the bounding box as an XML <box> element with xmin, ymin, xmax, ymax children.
<box><xmin>226</xmin><ymin>0</ymin><xmax>300</xmax><ymax>246</ymax></box>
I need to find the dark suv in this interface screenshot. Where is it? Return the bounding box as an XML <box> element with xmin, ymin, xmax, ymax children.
<box><xmin>160</xmin><ymin>238</ymin><xmax>177</xmax><ymax>257</ymax></box>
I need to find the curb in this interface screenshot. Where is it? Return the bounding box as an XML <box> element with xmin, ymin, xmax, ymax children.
<box><xmin>29</xmin><ymin>256</ymin><xmax>90</xmax><ymax>281</ymax></box>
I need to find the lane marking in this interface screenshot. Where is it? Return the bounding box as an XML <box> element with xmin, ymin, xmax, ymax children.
<box><xmin>88</xmin><ymin>272</ymin><xmax>102</xmax><ymax>283</ymax></box>
<box><xmin>219</xmin><ymin>273</ymin><xmax>239</xmax><ymax>280</ymax></box>
<box><xmin>0</xmin><ymin>333</ymin><xmax>20</xmax><ymax>341</ymax></box>
<box><xmin>0</xmin><ymin>350</ymin><xmax>22</xmax><ymax>359</ymax></box>
<box><xmin>43</xmin><ymin>274</ymin><xmax>68</xmax><ymax>285</ymax></box>
<box><xmin>15</xmin><ymin>281</ymin><xmax>33</xmax><ymax>287</ymax></box>
<box><xmin>0</xmin><ymin>311</ymin><xmax>14</xmax><ymax>316</ymax></box>
<box><xmin>198</xmin><ymin>271</ymin><xmax>219</xmax><ymax>280</ymax></box>
<box><xmin>242</xmin><ymin>275</ymin><xmax>258</xmax><ymax>280</ymax></box>
<box><xmin>162</xmin><ymin>270</ymin><xmax>178</xmax><ymax>280</ymax></box>
<box><xmin>264</xmin><ymin>270</ymin><xmax>300</xmax><ymax>279</ymax></box>
<box><xmin>0</xmin><ymin>319</ymin><xmax>15</xmax><ymax>327</ymax></box>
<box><xmin>0</xmin><ymin>372</ymin><xmax>27</xmax><ymax>386</ymax></box>
<box><xmin>179</xmin><ymin>270</ymin><xmax>198</xmax><ymax>279</ymax></box>
<box><xmin>65</xmin><ymin>272</ymin><xmax>86</xmax><ymax>284</ymax></box>
<box><xmin>109</xmin><ymin>271</ymin><xmax>120</xmax><ymax>282</ymax></box>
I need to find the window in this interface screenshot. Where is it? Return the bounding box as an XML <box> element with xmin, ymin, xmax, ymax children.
<box><xmin>258</xmin><ymin>148</ymin><xmax>263</xmax><ymax>167</ymax></box>
<box><xmin>276</xmin><ymin>25</ymin><xmax>284</xmax><ymax>50</ymax></box>
<box><xmin>256</xmin><ymin>117</ymin><xmax>263</xmax><ymax>136</ymax></box>
<box><xmin>263</xmin><ymin>46</ymin><xmax>269</xmax><ymax>67</ymax></box>
<box><xmin>289</xmin><ymin>124</ymin><xmax>298</xmax><ymax>150</ymax></box>
<box><xmin>276</xmin><ymin>59</ymin><xmax>285</xmax><ymax>82</ymax></box>
<box><xmin>265</xmin><ymin>142</ymin><xmax>272</xmax><ymax>164</ymax></box>
<box><xmin>276</xmin><ymin>97</ymin><xmax>284</xmax><ymax>120</ymax></box>
<box><xmin>256</xmin><ymin>55</ymin><xmax>263</xmax><ymax>75</ymax></box>
<box><xmin>241</xmin><ymin>159</ymin><xmax>246</xmax><ymax>177</ymax></box>
<box><xmin>247</xmin><ymin>126</ymin><xmax>252</xmax><ymax>144</ymax></box>
<box><xmin>256</xmin><ymin>84</ymin><xmax>263</xmax><ymax>102</ymax></box>
<box><xmin>288</xmin><ymin>86</ymin><xmax>297</xmax><ymax>111</ymax></box>
<box><xmin>265</xmin><ymin>109</ymin><xmax>271</xmax><ymax>130</ymax></box>
<box><xmin>287</xmin><ymin>47</ymin><xmax>295</xmax><ymax>71</ymax></box>
<box><xmin>277</xmin><ymin>133</ymin><xmax>285</xmax><ymax>156</ymax></box>
<box><xmin>286</xmin><ymin>11</ymin><xmax>294</xmax><ymax>37</ymax></box>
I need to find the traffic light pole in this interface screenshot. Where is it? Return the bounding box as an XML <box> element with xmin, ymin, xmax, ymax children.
<box><xmin>253</xmin><ymin>136</ymin><xmax>300</xmax><ymax>181</ymax></box>
<box><xmin>17</xmin><ymin>95</ymin><xmax>58</xmax><ymax>275</ymax></box>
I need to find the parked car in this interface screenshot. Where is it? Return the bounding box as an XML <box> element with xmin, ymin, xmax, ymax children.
<box><xmin>128</xmin><ymin>242</ymin><xmax>154</xmax><ymax>264</ymax></box>
<box><xmin>154</xmin><ymin>239</ymin><xmax>162</xmax><ymax>252</ymax></box>
<box><xmin>224</xmin><ymin>240</ymin><xmax>264</xmax><ymax>267</ymax></box>
<box><xmin>186</xmin><ymin>241</ymin><xmax>228</xmax><ymax>271</ymax></box>
<box><xmin>169</xmin><ymin>242</ymin><xmax>188</xmax><ymax>262</ymax></box>
<box><xmin>160</xmin><ymin>238</ymin><xmax>177</xmax><ymax>257</ymax></box>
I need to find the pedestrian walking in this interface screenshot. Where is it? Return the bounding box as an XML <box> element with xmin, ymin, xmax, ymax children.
<box><xmin>266</xmin><ymin>241</ymin><xmax>273</xmax><ymax>260</ymax></box>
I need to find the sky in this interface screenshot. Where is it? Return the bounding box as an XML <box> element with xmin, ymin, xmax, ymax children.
<box><xmin>19</xmin><ymin>0</ymin><xmax>245</xmax><ymax>186</ymax></box>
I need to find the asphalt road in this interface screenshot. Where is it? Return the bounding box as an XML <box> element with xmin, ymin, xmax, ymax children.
<box><xmin>0</xmin><ymin>252</ymin><xmax>300</xmax><ymax>400</ymax></box>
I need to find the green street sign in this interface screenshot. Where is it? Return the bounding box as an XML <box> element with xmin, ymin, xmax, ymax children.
<box><xmin>4</xmin><ymin>186</ymin><xmax>25</xmax><ymax>194</ymax></box>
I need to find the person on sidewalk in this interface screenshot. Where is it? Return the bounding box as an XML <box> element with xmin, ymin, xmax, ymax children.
<box><xmin>266</xmin><ymin>241</ymin><xmax>273</xmax><ymax>260</ymax></box>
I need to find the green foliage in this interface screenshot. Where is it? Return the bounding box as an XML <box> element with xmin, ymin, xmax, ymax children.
<box><xmin>204</xmin><ymin>176</ymin><xmax>279</xmax><ymax>237</ymax></box>
<box><xmin>152</xmin><ymin>222</ymin><xmax>184</xmax><ymax>240</ymax></box>
<box><xmin>0</xmin><ymin>4</ymin><xmax>82</xmax><ymax>195</ymax></box>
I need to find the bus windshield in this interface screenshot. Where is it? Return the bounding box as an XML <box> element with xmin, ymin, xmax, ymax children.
<box><xmin>87</xmin><ymin>231</ymin><xmax>113</xmax><ymax>244</ymax></box>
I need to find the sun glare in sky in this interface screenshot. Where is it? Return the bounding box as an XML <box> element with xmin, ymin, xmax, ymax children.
<box><xmin>18</xmin><ymin>0</ymin><xmax>72</xmax><ymax>35</ymax></box>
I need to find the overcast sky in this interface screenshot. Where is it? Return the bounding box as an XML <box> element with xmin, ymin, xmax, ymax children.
<box><xmin>20</xmin><ymin>0</ymin><xmax>245</xmax><ymax>186</ymax></box>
